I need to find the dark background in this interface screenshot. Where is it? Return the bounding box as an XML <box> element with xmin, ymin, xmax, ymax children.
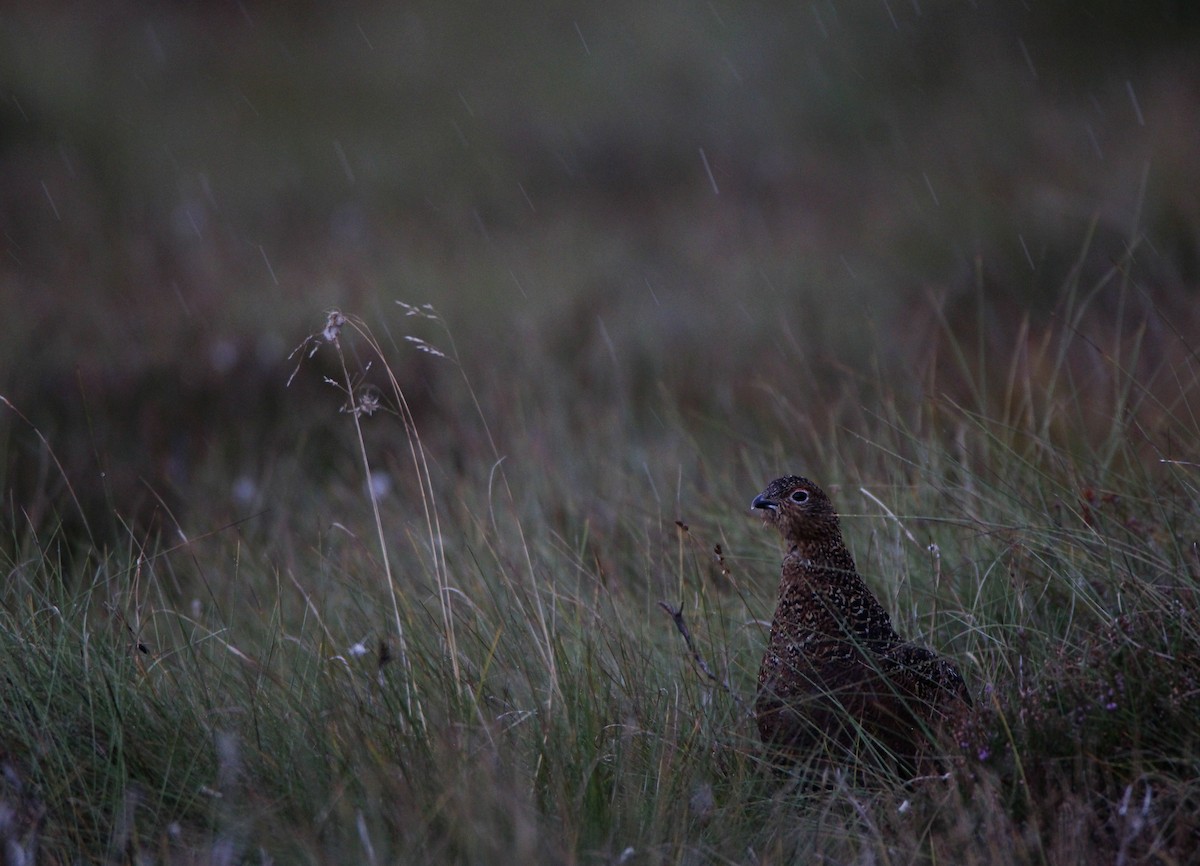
<box><xmin>3</xmin><ymin>1</ymin><xmax>1198</xmax><ymax>542</ymax></box>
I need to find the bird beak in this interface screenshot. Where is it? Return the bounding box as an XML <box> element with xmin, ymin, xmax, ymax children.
<box><xmin>751</xmin><ymin>494</ymin><xmax>777</xmax><ymax>513</ymax></box>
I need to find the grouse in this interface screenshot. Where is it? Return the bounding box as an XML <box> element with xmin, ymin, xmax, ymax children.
<box><xmin>752</xmin><ymin>475</ymin><xmax>972</xmax><ymax>769</ymax></box>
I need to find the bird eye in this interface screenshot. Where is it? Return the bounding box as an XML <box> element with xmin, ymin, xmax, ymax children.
<box><xmin>789</xmin><ymin>489</ymin><xmax>809</xmax><ymax>504</ymax></box>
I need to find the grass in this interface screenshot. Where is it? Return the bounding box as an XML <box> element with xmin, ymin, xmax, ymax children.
<box><xmin>5</xmin><ymin>270</ymin><xmax>1200</xmax><ymax>863</ymax></box>
<box><xmin>3</xmin><ymin>4</ymin><xmax>1200</xmax><ymax>862</ymax></box>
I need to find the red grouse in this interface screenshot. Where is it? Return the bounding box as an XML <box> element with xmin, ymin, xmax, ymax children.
<box><xmin>752</xmin><ymin>475</ymin><xmax>972</xmax><ymax>769</ymax></box>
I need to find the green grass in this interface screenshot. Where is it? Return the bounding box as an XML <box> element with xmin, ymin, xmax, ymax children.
<box><xmin>5</xmin><ymin>279</ymin><xmax>1200</xmax><ymax>863</ymax></box>
<box><xmin>3</xmin><ymin>4</ymin><xmax>1200</xmax><ymax>862</ymax></box>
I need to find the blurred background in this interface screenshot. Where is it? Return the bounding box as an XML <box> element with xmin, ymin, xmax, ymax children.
<box><xmin>2</xmin><ymin>0</ymin><xmax>1199</xmax><ymax>543</ymax></box>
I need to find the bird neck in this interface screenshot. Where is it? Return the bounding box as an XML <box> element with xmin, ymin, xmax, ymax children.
<box><xmin>785</xmin><ymin>538</ymin><xmax>857</xmax><ymax>577</ymax></box>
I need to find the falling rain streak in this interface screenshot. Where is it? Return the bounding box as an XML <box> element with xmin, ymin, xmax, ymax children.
<box><xmin>699</xmin><ymin>148</ymin><xmax>719</xmax><ymax>196</ymax></box>
<box><xmin>40</xmin><ymin>181</ymin><xmax>60</xmax><ymax>220</ymax></box>
<box><xmin>259</xmin><ymin>245</ymin><xmax>278</xmax><ymax>285</ymax></box>
<box><xmin>1126</xmin><ymin>80</ymin><xmax>1145</xmax><ymax>126</ymax></box>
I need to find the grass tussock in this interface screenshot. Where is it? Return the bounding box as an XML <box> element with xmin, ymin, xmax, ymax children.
<box><xmin>4</xmin><ymin>267</ymin><xmax>1200</xmax><ymax>864</ymax></box>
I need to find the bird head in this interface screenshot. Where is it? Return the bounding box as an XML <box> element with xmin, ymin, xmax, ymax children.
<box><xmin>751</xmin><ymin>475</ymin><xmax>840</xmax><ymax>543</ymax></box>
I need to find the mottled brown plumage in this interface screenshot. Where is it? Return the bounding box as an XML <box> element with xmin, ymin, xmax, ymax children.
<box><xmin>752</xmin><ymin>475</ymin><xmax>972</xmax><ymax>769</ymax></box>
